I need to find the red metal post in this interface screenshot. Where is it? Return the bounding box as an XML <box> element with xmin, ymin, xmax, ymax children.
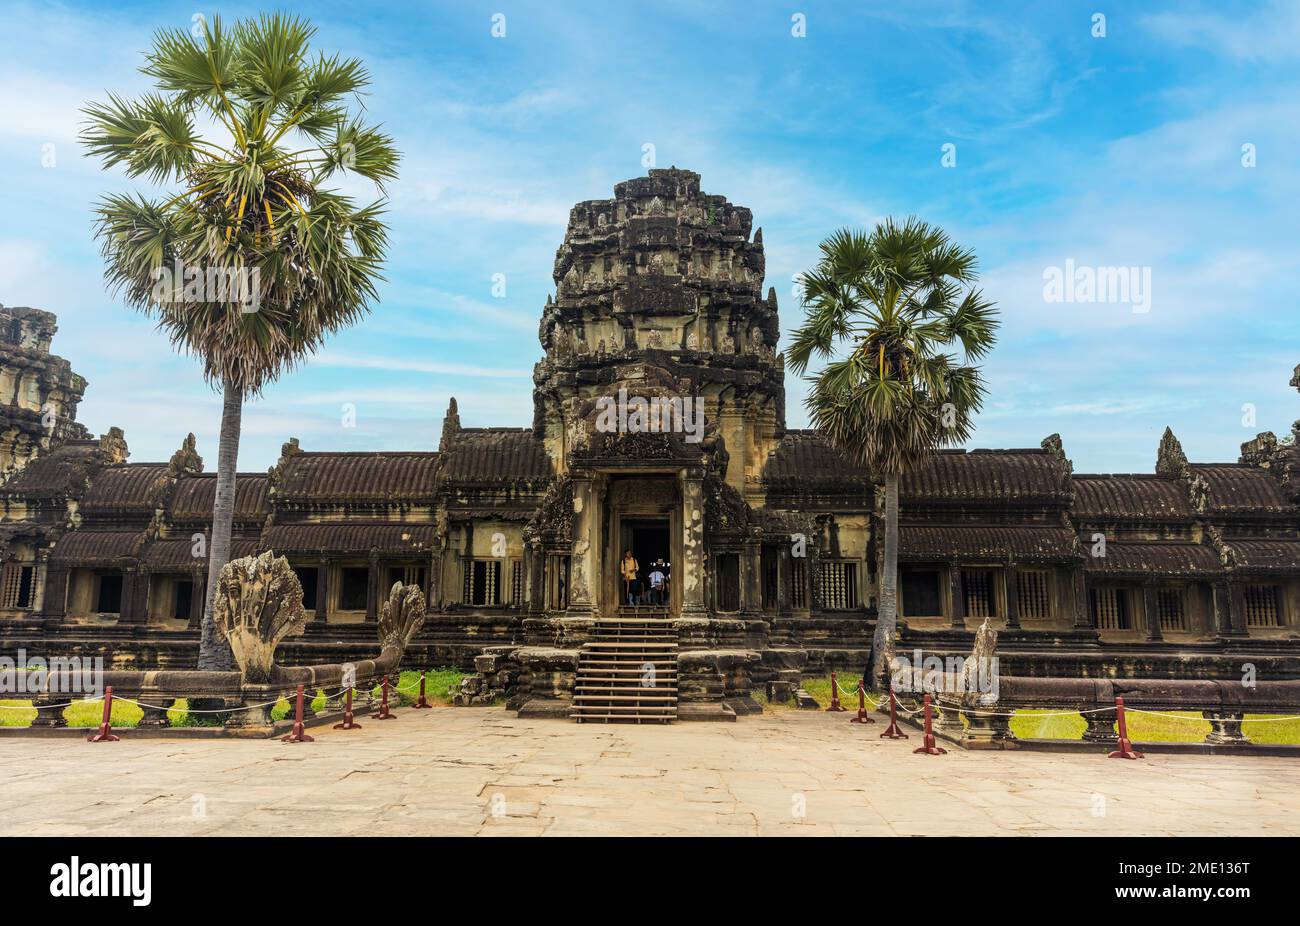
<box><xmin>282</xmin><ymin>684</ymin><xmax>315</xmax><ymax>743</ymax></box>
<box><xmin>850</xmin><ymin>677</ymin><xmax>875</xmax><ymax>724</ymax></box>
<box><xmin>333</xmin><ymin>686</ymin><xmax>362</xmax><ymax>730</ymax></box>
<box><xmin>413</xmin><ymin>671</ymin><xmax>433</xmax><ymax>709</ymax></box>
<box><xmin>1107</xmin><ymin>696</ymin><xmax>1144</xmax><ymax>759</ymax></box>
<box><xmin>880</xmin><ymin>685</ymin><xmax>908</xmax><ymax>739</ymax></box>
<box><xmin>87</xmin><ymin>685</ymin><xmax>120</xmax><ymax>743</ymax></box>
<box><xmin>375</xmin><ymin>675</ymin><xmax>396</xmax><ymax>720</ymax></box>
<box><xmin>912</xmin><ymin>693</ymin><xmax>947</xmax><ymax>755</ymax></box>
<box><xmin>825</xmin><ymin>671</ymin><xmax>846</xmax><ymax>712</ymax></box>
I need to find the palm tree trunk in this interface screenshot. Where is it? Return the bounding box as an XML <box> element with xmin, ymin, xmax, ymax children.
<box><xmin>872</xmin><ymin>473</ymin><xmax>900</xmax><ymax>686</ymax></box>
<box><xmin>197</xmin><ymin>374</ymin><xmax>242</xmax><ymax>672</ymax></box>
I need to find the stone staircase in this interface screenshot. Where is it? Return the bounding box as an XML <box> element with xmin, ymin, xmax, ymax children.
<box><xmin>571</xmin><ymin>608</ymin><xmax>677</xmax><ymax>723</ymax></box>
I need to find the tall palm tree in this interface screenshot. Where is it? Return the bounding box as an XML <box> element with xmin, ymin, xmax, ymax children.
<box><xmin>788</xmin><ymin>220</ymin><xmax>998</xmax><ymax>685</ymax></box>
<box><xmin>82</xmin><ymin>14</ymin><xmax>399</xmax><ymax>670</ymax></box>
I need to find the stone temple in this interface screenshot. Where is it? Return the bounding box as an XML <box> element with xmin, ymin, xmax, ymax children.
<box><xmin>2</xmin><ymin>168</ymin><xmax>1299</xmax><ymax>721</ymax></box>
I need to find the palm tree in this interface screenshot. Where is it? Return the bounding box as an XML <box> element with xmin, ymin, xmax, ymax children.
<box><xmin>788</xmin><ymin>220</ymin><xmax>998</xmax><ymax>686</ymax></box>
<box><xmin>82</xmin><ymin>14</ymin><xmax>399</xmax><ymax>670</ymax></box>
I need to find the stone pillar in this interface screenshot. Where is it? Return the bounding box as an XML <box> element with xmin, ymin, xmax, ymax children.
<box><xmin>1202</xmin><ymin>710</ymin><xmax>1250</xmax><ymax>745</ymax></box>
<box><xmin>1071</xmin><ymin>567</ymin><xmax>1092</xmax><ymax>629</ymax></box>
<box><xmin>1081</xmin><ymin>707</ymin><xmax>1117</xmax><ymax>743</ymax></box>
<box><xmin>119</xmin><ymin>569</ymin><xmax>147</xmax><ymax>624</ymax></box>
<box><xmin>776</xmin><ymin>547</ymin><xmax>790</xmax><ymax>612</ymax></box>
<box><xmin>1212</xmin><ymin>580</ymin><xmax>1233</xmax><ymax>637</ymax></box>
<box><xmin>138</xmin><ymin>699</ymin><xmax>173</xmax><ymax>727</ymax></box>
<box><xmin>679</xmin><ymin>473</ymin><xmax>707</xmax><ymax>618</ymax></box>
<box><xmin>948</xmin><ymin>567</ymin><xmax>965</xmax><ymax>629</ymax></box>
<box><xmin>188</xmin><ymin>572</ymin><xmax>205</xmax><ymax>630</ymax></box>
<box><xmin>29</xmin><ymin>696</ymin><xmax>68</xmax><ymax>728</ymax></box>
<box><xmin>1228</xmin><ymin>581</ymin><xmax>1248</xmax><ymax>636</ymax></box>
<box><xmin>1003</xmin><ymin>562</ymin><xmax>1020</xmax><ymax>630</ymax></box>
<box><xmin>1143</xmin><ymin>581</ymin><xmax>1164</xmax><ymax>642</ymax></box>
<box><xmin>365</xmin><ymin>552</ymin><xmax>380</xmax><ymax>622</ymax></box>
<box><xmin>568</xmin><ymin>475</ymin><xmax>598</xmax><ymax>616</ymax></box>
<box><xmin>41</xmin><ymin>566</ymin><xmax>69</xmax><ymax>622</ymax></box>
<box><xmin>314</xmin><ymin>559</ymin><xmax>329</xmax><ymax>623</ymax></box>
<box><xmin>741</xmin><ymin>537</ymin><xmax>761</xmax><ymax>615</ymax></box>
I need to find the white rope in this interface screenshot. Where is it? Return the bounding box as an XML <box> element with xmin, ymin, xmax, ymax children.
<box><xmin>1128</xmin><ymin>708</ymin><xmax>1300</xmax><ymax>724</ymax></box>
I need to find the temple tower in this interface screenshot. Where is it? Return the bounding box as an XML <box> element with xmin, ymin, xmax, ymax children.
<box><xmin>532</xmin><ymin>168</ymin><xmax>786</xmax><ymax>502</ymax></box>
<box><xmin>0</xmin><ymin>305</ymin><xmax>89</xmax><ymax>478</ymax></box>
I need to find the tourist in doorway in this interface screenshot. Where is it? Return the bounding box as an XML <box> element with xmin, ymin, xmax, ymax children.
<box><xmin>648</xmin><ymin>561</ymin><xmax>666</xmax><ymax>605</ymax></box>
<box><xmin>621</xmin><ymin>549</ymin><xmax>639</xmax><ymax>606</ymax></box>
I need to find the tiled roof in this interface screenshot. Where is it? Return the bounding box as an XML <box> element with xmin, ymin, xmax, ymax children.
<box><xmin>275</xmin><ymin>452</ymin><xmax>440</xmax><ymax>503</ymax></box>
<box><xmin>439</xmin><ymin>429</ymin><xmax>550</xmax><ymax>484</ymax></box>
<box><xmin>0</xmin><ymin>441</ymin><xmax>97</xmax><ymax>497</ymax></box>
<box><xmin>79</xmin><ymin>465</ymin><xmax>169</xmax><ymax>515</ymax></box>
<box><xmin>762</xmin><ymin>431</ymin><xmax>870</xmax><ymax>488</ymax></box>
<box><xmin>1085</xmin><ymin>541</ymin><xmax>1222</xmax><ymax>577</ymax></box>
<box><xmin>139</xmin><ymin>537</ymin><xmax>262</xmax><ymax>571</ymax></box>
<box><xmin>262</xmin><ymin>522</ymin><xmax>437</xmax><ymax>555</ymax></box>
<box><xmin>899</xmin><ymin>524</ymin><xmax>1080</xmax><ymax>563</ymax></box>
<box><xmin>1072</xmin><ymin>474</ymin><xmax>1192</xmax><ymax>521</ymax></box>
<box><xmin>904</xmin><ymin>450</ymin><xmax>1069</xmax><ymax>503</ymax></box>
<box><xmin>168</xmin><ymin>474</ymin><xmax>269</xmax><ymax>522</ymax></box>
<box><xmin>1191</xmin><ymin>465</ymin><xmax>1291</xmax><ymax>514</ymax></box>
<box><xmin>1223</xmin><ymin>538</ymin><xmax>1300</xmax><ymax>574</ymax></box>
<box><xmin>49</xmin><ymin>529</ymin><xmax>145</xmax><ymax>565</ymax></box>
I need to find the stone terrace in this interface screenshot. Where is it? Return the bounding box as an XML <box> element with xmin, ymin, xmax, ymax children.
<box><xmin>2</xmin><ymin>709</ymin><xmax>1298</xmax><ymax>836</ymax></box>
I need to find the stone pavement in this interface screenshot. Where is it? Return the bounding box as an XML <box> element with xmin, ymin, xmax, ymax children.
<box><xmin>2</xmin><ymin>707</ymin><xmax>1298</xmax><ymax>836</ymax></box>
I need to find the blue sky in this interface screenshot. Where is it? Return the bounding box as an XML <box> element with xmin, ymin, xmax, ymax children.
<box><xmin>0</xmin><ymin>0</ymin><xmax>1296</xmax><ymax>474</ymax></box>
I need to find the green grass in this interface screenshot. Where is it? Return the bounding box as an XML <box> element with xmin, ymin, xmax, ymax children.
<box><xmin>761</xmin><ymin>675</ymin><xmax>1300</xmax><ymax>745</ymax></box>
<box><xmin>0</xmin><ymin>667</ymin><xmax>472</xmax><ymax>729</ymax></box>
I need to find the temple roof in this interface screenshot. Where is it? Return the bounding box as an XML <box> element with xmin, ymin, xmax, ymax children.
<box><xmin>761</xmin><ymin>430</ymin><xmax>869</xmax><ymax>489</ymax></box>
<box><xmin>1084</xmin><ymin>541</ymin><xmax>1222</xmax><ymax>578</ymax></box>
<box><xmin>1223</xmin><ymin>538</ymin><xmax>1300</xmax><ymax>574</ymax></box>
<box><xmin>1071</xmin><ymin>474</ymin><xmax>1192</xmax><ymax>521</ymax></box>
<box><xmin>0</xmin><ymin>441</ymin><xmax>98</xmax><ymax>497</ymax></box>
<box><xmin>49</xmin><ymin>528</ymin><xmax>145</xmax><ymax>565</ymax></box>
<box><xmin>1191</xmin><ymin>464</ymin><xmax>1291</xmax><ymax>514</ymax></box>
<box><xmin>899</xmin><ymin>524</ymin><xmax>1080</xmax><ymax>563</ymax></box>
<box><xmin>169</xmin><ymin>473</ymin><xmax>269</xmax><ymax>522</ymax></box>
<box><xmin>140</xmin><ymin>536</ymin><xmax>262</xmax><ymax>571</ymax></box>
<box><xmin>79</xmin><ymin>464</ymin><xmax>169</xmax><ymax>516</ymax></box>
<box><xmin>273</xmin><ymin>451</ymin><xmax>439</xmax><ymax>504</ymax></box>
<box><xmin>261</xmin><ymin>521</ymin><xmax>438</xmax><ymax>555</ymax></box>
<box><xmin>903</xmin><ymin>449</ymin><xmax>1069</xmax><ymax>504</ymax></box>
<box><xmin>438</xmin><ymin>429</ymin><xmax>550</xmax><ymax>485</ymax></box>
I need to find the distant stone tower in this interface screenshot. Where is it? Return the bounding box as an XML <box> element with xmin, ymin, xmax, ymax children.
<box><xmin>532</xmin><ymin>168</ymin><xmax>785</xmax><ymax>500</ymax></box>
<box><xmin>0</xmin><ymin>305</ymin><xmax>89</xmax><ymax>478</ymax></box>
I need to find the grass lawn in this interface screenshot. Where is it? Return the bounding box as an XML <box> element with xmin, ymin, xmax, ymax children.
<box><xmin>0</xmin><ymin>667</ymin><xmax>472</xmax><ymax>729</ymax></box>
<box><xmin>757</xmin><ymin>674</ymin><xmax>1300</xmax><ymax>745</ymax></box>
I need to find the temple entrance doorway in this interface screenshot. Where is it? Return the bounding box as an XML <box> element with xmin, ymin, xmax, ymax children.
<box><xmin>621</xmin><ymin>518</ymin><xmax>670</xmax><ymax>606</ymax></box>
<box><xmin>603</xmin><ymin>474</ymin><xmax>680</xmax><ymax>615</ymax></box>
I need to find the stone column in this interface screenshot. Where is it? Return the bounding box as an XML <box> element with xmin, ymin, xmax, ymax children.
<box><xmin>1143</xmin><ymin>581</ymin><xmax>1164</xmax><ymax>642</ymax></box>
<box><xmin>312</xmin><ymin>559</ymin><xmax>328</xmax><ymax>623</ymax></box>
<box><xmin>188</xmin><ymin>572</ymin><xmax>204</xmax><ymax>630</ymax></box>
<box><xmin>41</xmin><ymin>566</ymin><xmax>69</xmax><ymax>622</ymax></box>
<box><xmin>1003</xmin><ymin>561</ymin><xmax>1020</xmax><ymax>630</ymax></box>
<box><xmin>1071</xmin><ymin>567</ymin><xmax>1092</xmax><ymax>629</ymax></box>
<box><xmin>777</xmin><ymin>546</ymin><xmax>790</xmax><ymax>613</ymax></box>
<box><xmin>1081</xmin><ymin>706</ymin><xmax>1117</xmax><ymax>743</ymax></box>
<box><xmin>1202</xmin><ymin>710</ymin><xmax>1250</xmax><ymax>745</ymax></box>
<box><xmin>741</xmin><ymin>537</ymin><xmax>761</xmax><ymax>615</ymax></box>
<box><xmin>1228</xmin><ymin>581</ymin><xmax>1248</xmax><ymax>636</ymax></box>
<box><xmin>679</xmin><ymin>473</ymin><xmax>707</xmax><ymax>618</ymax></box>
<box><xmin>568</xmin><ymin>475</ymin><xmax>597</xmax><ymax>616</ymax></box>
<box><xmin>119</xmin><ymin>569</ymin><xmax>147</xmax><ymax>624</ymax></box>
<box><xmin>948</xmin><ymin>567</ymin><xmax>965</xmax><ymax>629</ymax></box>
<box><xmin>365</xmin><ymin>551</ymin><xmax>380</xmax><ymax>622</ymax></box>
<box><xmin>1212</xmin><ymin>580</ymin><xmax>1232</xmax><ymax>637</ymax></box>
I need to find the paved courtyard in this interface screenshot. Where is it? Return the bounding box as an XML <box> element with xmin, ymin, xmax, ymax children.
<box><xmin>2</xmin><ymin>707</ymin><xmax>1299</xmax><ymax>836</ymax></box>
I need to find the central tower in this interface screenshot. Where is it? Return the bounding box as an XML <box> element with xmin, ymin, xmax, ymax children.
<box><xmin>532</xmin><ymin>168</ymin><xmax>786</xmax><ymax>500</ymax></box>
